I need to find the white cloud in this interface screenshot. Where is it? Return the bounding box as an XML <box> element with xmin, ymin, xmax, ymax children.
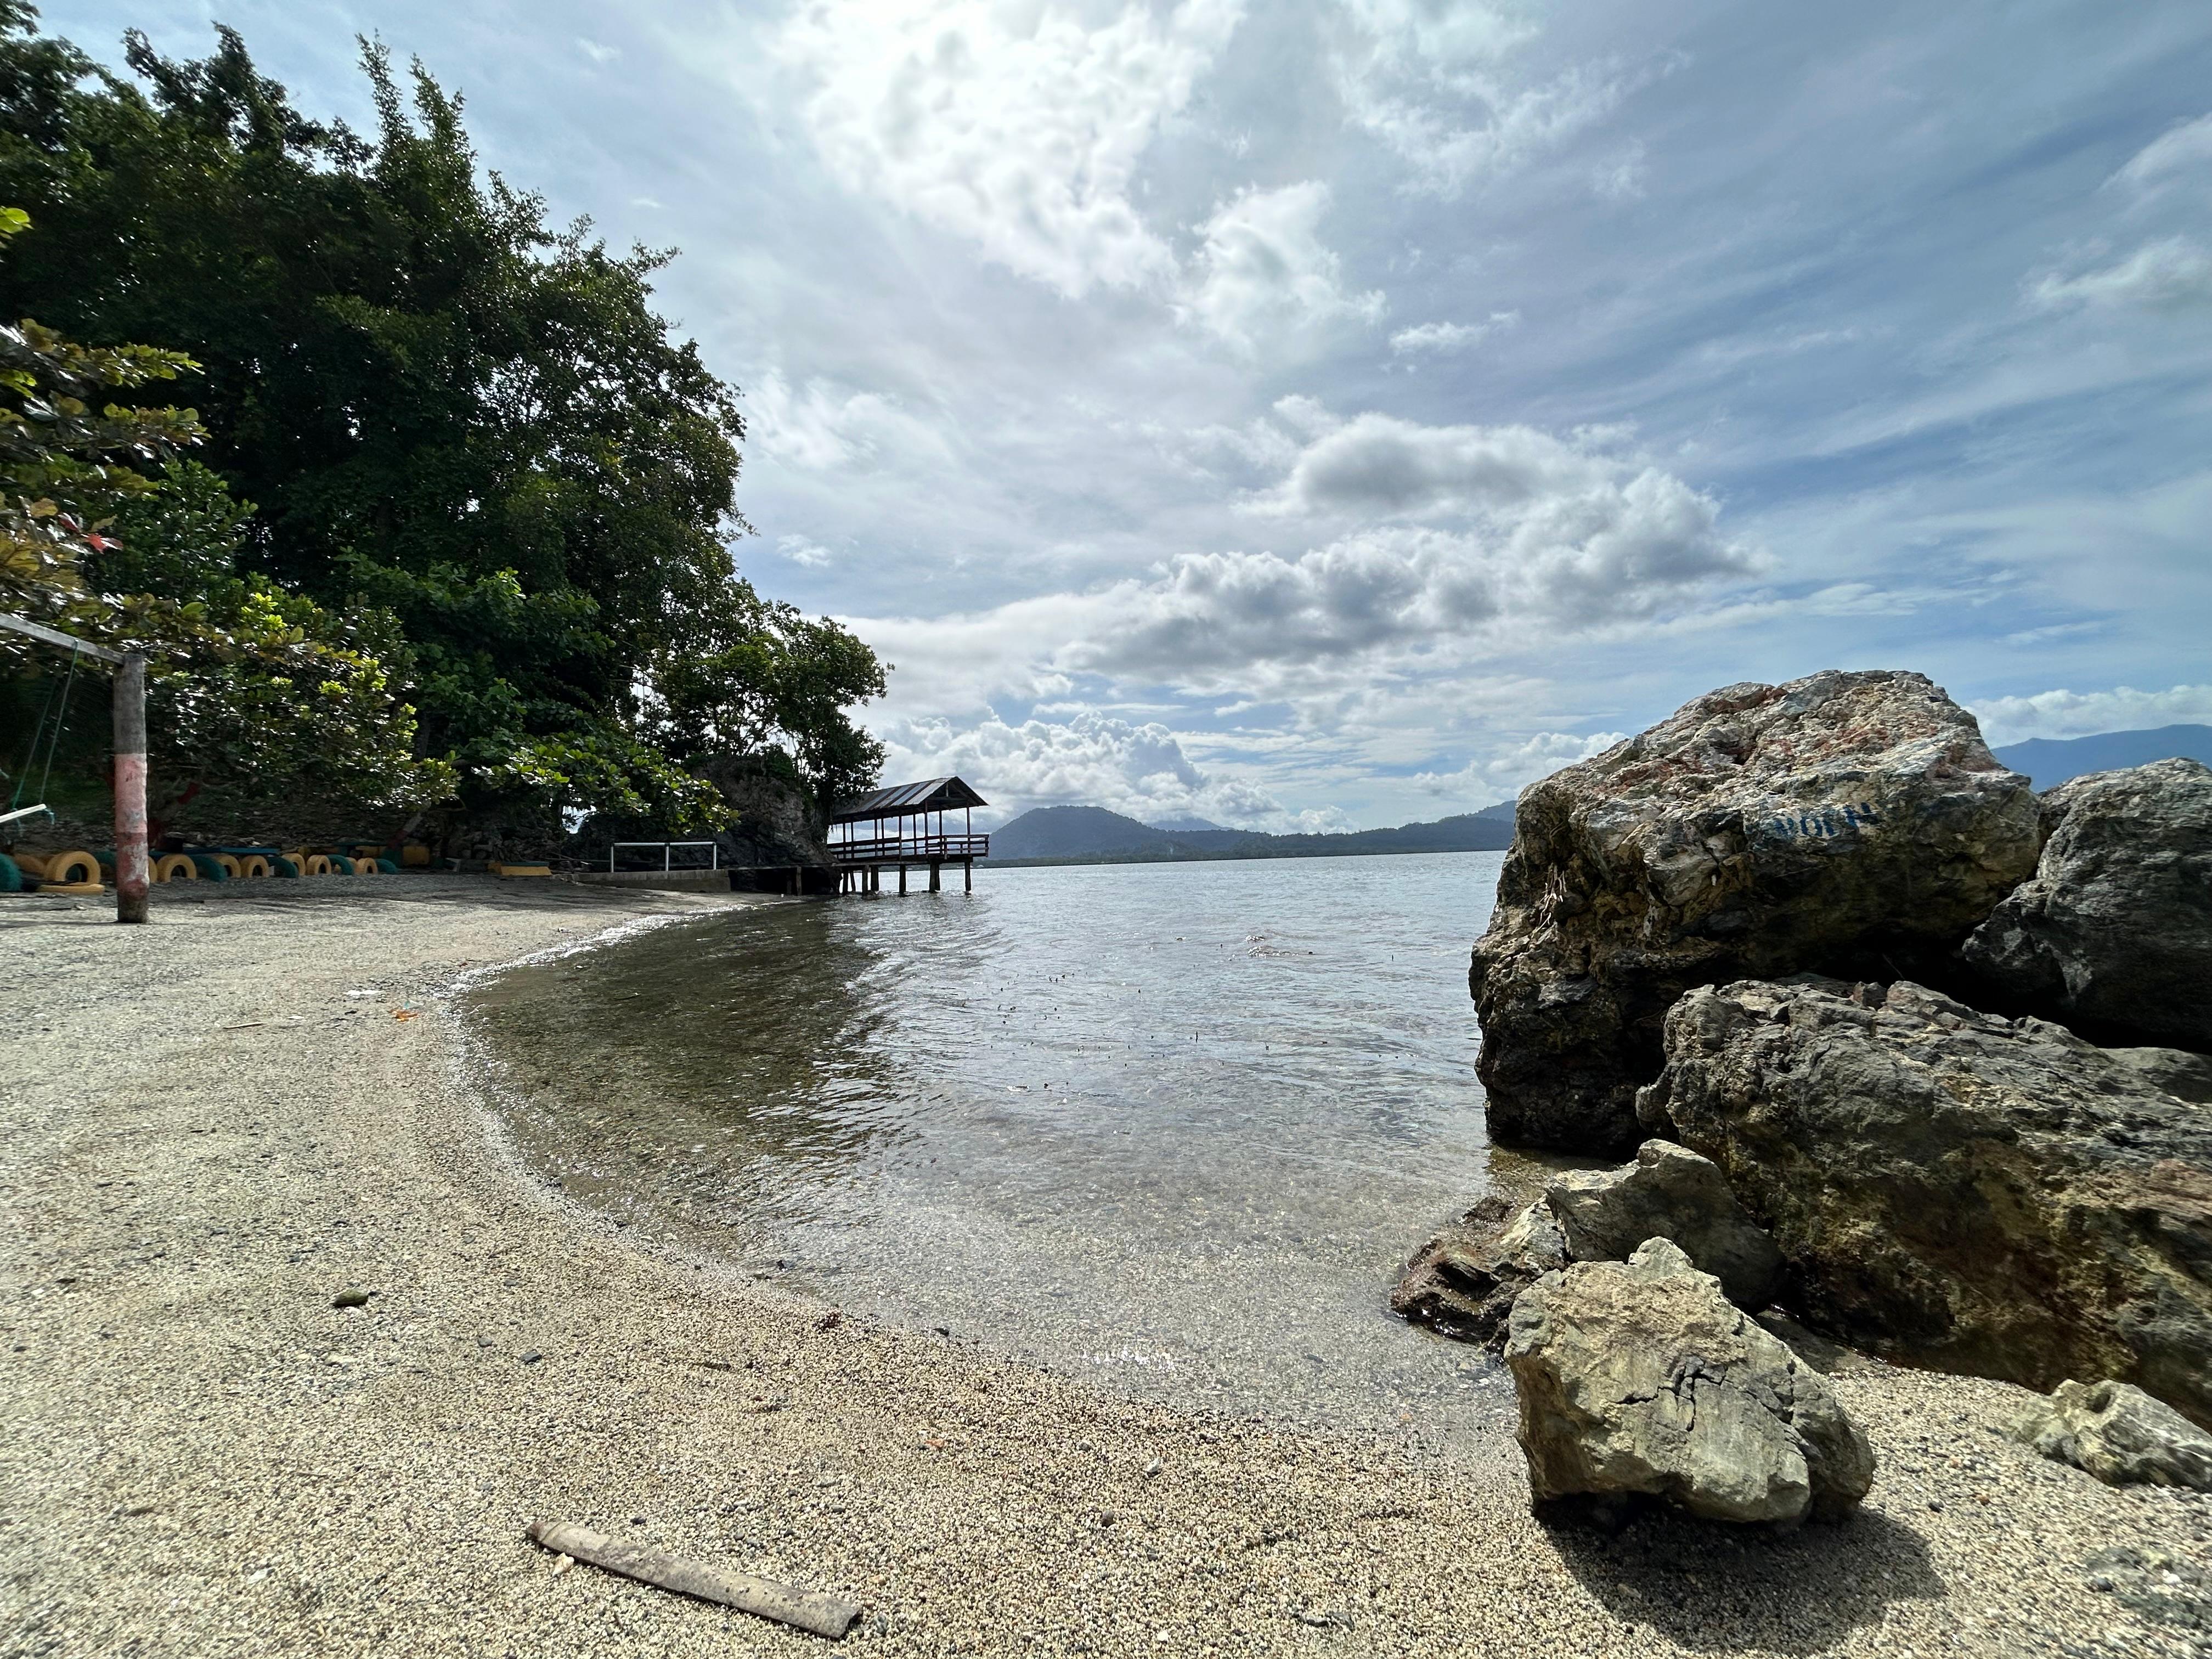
<box><xmin>1970</xmin><ymin>684</ymin><xmax>2212</xmax><ymax>746</ymax></box>
<box><xmin>1409</xmin><ymin>729</ymin><xmax>1627</xmax><ymax>803</ymax></box>
<box><xmin>779</xmin><ymin>534</ymin><xmax>833</xmax><ymax>567</ymax></box>
<box><xmin>2111</xmin><ymin>112</ymin><xmax>2212</xmax><ymax>195</ymax></box>
<box><xmin>1178</xmin><ymin>181</ymin><xmax>1385</xmax><ymax>351</ymax></box>
<box><xmin>1329</xmin><ymin>1</ymin><xmax>1643</xmax><ymax>199</ymax></box>
<box><xmin>878</xmin><ymin>710</ymin><xmax>1289</xmax><ymax>826</ymax></box>
<box><xmin>2028</xmin><ymin>237</ymin><xmax>2212</xmax><ymax>313</ymax></box>
<box><xmin>747</xmin><ymin>370</ymin><xmax>951</xmax><ymax>473</ymax></box>
<box><xmin>1389</xmin><ymin>311</ymin><xmax>1519</xmax><ymax>354</ymax></box>
<box><xmin>577</xmin><ymin>37</ymin><xmax>619</xmax><ymax>65</ymax></box>
<box><xmin>773</xmin><ymin>0</ymin><xmax>1243</xmax><ymax>297</ymax></box>
<box><xmin>849</xmin><ymin>407</ymin><xmax>1751</xmax><ymax>703</ymax></box>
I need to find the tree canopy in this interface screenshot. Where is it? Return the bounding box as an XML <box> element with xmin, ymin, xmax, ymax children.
<box><xmin>0</xmin><ymin>4</ymin><xmax>885</xmax><ymax>832</ymax></box>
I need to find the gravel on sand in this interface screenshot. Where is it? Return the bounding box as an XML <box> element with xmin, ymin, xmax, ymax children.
<box><xmin>3</xmin><ymin>876</ymin><xmax>2208</xmax><ymax>1657</ymax></box>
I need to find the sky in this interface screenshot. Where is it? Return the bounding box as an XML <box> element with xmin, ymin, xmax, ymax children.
<box><xmin>51</xmin><ymin>0</ymin><xmax>2212</xmax><ymax>830</ymax></box>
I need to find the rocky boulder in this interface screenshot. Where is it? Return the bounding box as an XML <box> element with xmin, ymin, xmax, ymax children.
<box><xmin>1471</xmin><ymin>669</ymin><xmax>2039</xmax><ymax>1153</ymax></box>
<box><xmin>1392</xmin><ymin>1140</ymin><xmax>1784</xmax><ymax>1344</ymax></box>
<box><xmin>1545</xmin><ymin>1139</ymin><xmax>1784</xmax><ymax>1309</ymax></box>
<box><xmin>2011</xmin><ymin>1379</ymin><xmax>2212</xmax><ymax>1491</ymax></box>
<box><xmin>1646</xmin><ymin>976</ymin><xmax>2212</xmax><ymax>1427</ymax></box>
<box><xmin>1391</xmin><ymin>1192</ymin><xmax>1567</xmax><ymax>1344</ymax></box>
<box><xmin>1505</xmin><ymin>1238</ymin><xmax>1875</xmax><ymax>1525</ymax></box>
<box><xmin>1963</xmin><ymin>757</ymin><xmax>2212</xmax><ymax>1052</ymax></box>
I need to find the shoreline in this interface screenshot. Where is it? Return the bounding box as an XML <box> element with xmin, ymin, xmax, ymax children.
<box><xmin>2</xmin><ymin>876</ymin><xmax>2205</xmax><ymax>1656</ymax></box>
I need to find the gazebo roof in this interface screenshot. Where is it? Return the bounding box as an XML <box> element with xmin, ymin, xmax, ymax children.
<box><xmin>830</xmin><ymin>775</ymin><xmax>989</xmax><ymax>825</ymax></box>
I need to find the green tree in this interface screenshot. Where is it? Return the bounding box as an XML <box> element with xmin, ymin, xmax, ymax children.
<box><xmin>0</xmin><ymin>8</ymin><xmax>887</xmax><ymax>827</ymax></box>
<box><xmin>0</xmin><ymin>238</ymin><xmax>452</xmax><ymax>831</ymax></box>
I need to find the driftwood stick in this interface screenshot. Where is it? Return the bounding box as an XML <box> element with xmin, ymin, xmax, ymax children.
<box><xmin>526</xmin><ymin>1519</ymin><xmax>861</xmax><ymax>1640</ymax></box>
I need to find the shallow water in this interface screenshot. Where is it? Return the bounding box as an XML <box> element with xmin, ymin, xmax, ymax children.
<box><xmin>467</xmin><ymin>851</ymin><xmax>1566</xmax><ymax>1442</ymax></box>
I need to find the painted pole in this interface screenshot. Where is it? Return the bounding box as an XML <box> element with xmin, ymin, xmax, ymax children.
<box><xmin>112</xmin><ymin>650</ymin><xmax>149</xmax><ymax>924</ymax></box>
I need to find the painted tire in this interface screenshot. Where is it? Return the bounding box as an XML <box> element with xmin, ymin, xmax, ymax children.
<box><xmin>0</xmin><ymin>853</ymin><xmax>20</xmax><ymax>893</ymax></box>
<box><xmin>43</xmin><ymin>849</ymin><xmax>99</xmax><ymax>885</ymax></box>
<box><xmin>188</xmin><ymin>855</ymin><xmax>229</xmax><ymax>881</ymax></box>
<box><xmin>154</xmin><ymin>853</ymin><xmax>196</xmax><ymax>883</ymax></box>
<box><xmin>375</xmin><ymin>857</ymin><xmax>400</xmax><ymax>873</ymax></box>
<box><xmin>304</xmin><ymin>855</ymin><xmax>334</xmax><ymax>876</ymax></box>
<box><xmin>213</xmin><ymin>853</ymin><xmax>243</xmax><ymax>879</ymax></box>
<box><xmin>273</xmin><ymin>856</ymin><xmax>302</xmax><ymax>878</ymax></box>
<box><xmin>238</xmin><ymin>855</ymin><xmax>272</xmax><ymax>878</ymax></box>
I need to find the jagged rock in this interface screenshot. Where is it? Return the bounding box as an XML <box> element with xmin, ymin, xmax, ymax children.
<box><xmin>1392</xmin><ymin>1141</ymin><xmax>1783</xmax><ymax>1344</ymax></box>
<box><xmin>1650</xmin><ymin>976</ymin><xmax>2212</xmax><ymax>1427</ymax></box>
<box><xmin>693</xmin><ymin>754</ymin><xmax>833</xmax><ymax>871</ymax></box>
<box><xmin>2011</xmin><ymin>1379</ymin><xmax>2212</xmax><ymax>1490</ymax></box>
<box><xmin>1963</xmin><ymin>758</ymin><xmax>2212</xmax><ymax>1052</ymax></box>
<box><xmin>1504</xmin><ymin>1238</ymin><xmax>1875</xmax><ymax>1525</ymax></box>
<box><xmin>1471</xmin><ymin>670</ymin><xmax>2039</xmax><ymax>1153</ymax></box>
<box><xmin>1544</xmin><ymin>1139</ymin><xmax>1783</xmax><ymax>1309</ymax></box>
<box><xmin>1391</xmin><ymin>1192</ymin><xmax>1566</xmax><ymax>1344</ymax></box>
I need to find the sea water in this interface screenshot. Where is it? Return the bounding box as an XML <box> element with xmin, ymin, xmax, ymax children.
<box><xmin>466</xmin><ymin>851</ymin><xmax>1569</xmax><ymax>1444</ymax></box>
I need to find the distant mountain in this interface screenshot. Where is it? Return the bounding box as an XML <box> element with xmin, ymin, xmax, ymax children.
<box><xmin>1147</xmin><ymin>814</ymin><xmax>1227</xmax><ymax>832</ymax></box>
<box><xmin>987</xmin><ymin>805</ymin><xmax>1189</xmax><ymax>862</ymax></box>
<box><xmin>984</xmin><ymin>804</ymin><xmax>1516</xmax><ymax>866</ymax></box>
<box><xmin>1476</xmin><ymin>798</ymin><xmax>1516</xmax><ymax>822</ymax></box>
<box><xmin>1993</xmin><ymin>725</ymin><xmax>2212</xmax><ymax>791</ymax></box>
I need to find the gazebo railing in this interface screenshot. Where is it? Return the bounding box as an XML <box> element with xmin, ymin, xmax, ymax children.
<box><xmin>829</xmin><ymin>831</ymin><xmax>989</xmax><ymax>865</ymax></box>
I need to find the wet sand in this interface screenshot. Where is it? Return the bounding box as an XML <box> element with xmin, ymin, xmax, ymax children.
<box><xmin>2</xmin><ymin>875</ymin><xmax>2205</xmax><ymax>1657</ymax></box>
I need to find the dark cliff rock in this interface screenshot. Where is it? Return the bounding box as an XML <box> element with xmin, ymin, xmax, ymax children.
<box><xmin>693</xmin><ymin>754</ymin><xmax>833</xmax><ymax>871</ymax></box>
<box><xmin>1645</xmin><ymin>975</ymin><xmax>2212</xmax><ymax>1429</ymax></box>
<box><xmin>1470</xmin><ymin>669</ymin><xmax>2039</xmax><ymax>1153</ymax></box>
<box><xmin>1962</xmin><ymin>757</ymin><xmax>2212</xmax><ymax>1052</ymax></box>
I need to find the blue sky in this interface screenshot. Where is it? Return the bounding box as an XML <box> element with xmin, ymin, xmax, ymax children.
<box><xmin>54</xmin><ymin>1</ymin><xmax>2212</xmax><ymax>828</ymax></box>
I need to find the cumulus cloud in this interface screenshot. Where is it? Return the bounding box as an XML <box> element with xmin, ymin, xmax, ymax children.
<box><xmin>778</xmin><ymin>534</ymin><xmax>833</xmax><ymax>567</ymax></box>
<box><xmin>1389</xmin><ymin>311</ymin><xmax>1519</xmax><ymax>354</ymax></box>
<box><xmin>2028</xmin><ymin>237</ymin><xmax>2212</xmax><ymax>313</ymax></box>
<box><xmin>2111</xmin><ymin>112</ymin><xmax>2212</xmax><ymax>195</ymax></box>
<box><xmin>1179</xmin><ymin>181</ymin><xmax>1386</xmax><ymax>351</ymax></box>
<box><xmin>877</xmin><ymin>710</ymin><xmax>1288</xmax><ymax>826</ymax></box>
<box><xmin>1969</xmin><ymin>683</ymin><xmax>2212</xmax><ymax>746</ymax></box>
<box><xmin>849</xmin><ymin>405</ymin><xmax>1752</xmax><ymax>702</ymax></box>
<box><xmin>772</xmin><ymin>0</ymin><xmax>1243</xmax><ymax>297</ymax></box>
<box><xmin>1409</xmin><ymin>728</ymin><xmax>1627</xmax><ymax>802</ymax></box>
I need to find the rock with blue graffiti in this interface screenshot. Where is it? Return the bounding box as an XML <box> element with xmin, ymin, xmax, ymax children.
<box><xmin>1470</xmin><ymin>669</ymin><xmax>2039</xmax><ymax>1152</ymax></box>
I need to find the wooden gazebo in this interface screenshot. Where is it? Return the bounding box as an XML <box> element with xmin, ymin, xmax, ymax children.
<box><xmin>828</xmin><ymin>776</ymin><xmax>989</xmax><ymax>894</ymax></box>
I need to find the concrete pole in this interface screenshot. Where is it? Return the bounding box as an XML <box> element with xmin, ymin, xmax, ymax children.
<box><xmin>112</xmin><ymin>650</ymin><xmax>149</xmax><ymax>924</ymax></box>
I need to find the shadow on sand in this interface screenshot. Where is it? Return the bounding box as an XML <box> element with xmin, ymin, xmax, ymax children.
<box><xmin>1544</xmin><ymin>1503</ymin><xmax>1944</xmax><ymax>1654</ymax></box>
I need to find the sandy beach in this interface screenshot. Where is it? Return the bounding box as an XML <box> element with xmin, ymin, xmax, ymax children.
<box><xmin>2</xmin><ymin>876</ymin><xmax>2205</xmax><ymax>1658</ymax></box>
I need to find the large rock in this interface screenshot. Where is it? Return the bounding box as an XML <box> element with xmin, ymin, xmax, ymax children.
<box><xmin>1505</xmin><ymin>1238</ymin><xmax>1875</xmax><ymax>1525</ymax></box>
<box><xmin>1472</xmin><ymin>670</ymin><xmax>2039</xmax><ymax>1153</ymax></box>
<box><xmin>1646</xmin><ymin>975</ymin><xmax>2212</xmax><ymax>1427</ymax></box>
<box><xmin>694</xmin><ymin>753</ymin><xmax>833</xmax><ymax>871</ymax></box>
<box><xmin>2011</xmin><ymin>1379</ymin><xmax>2212</xmax><ymax>1491</ymax></box>
<box><xmin>1545</xmin><ymin>1139</ymin><xmax>1783</xmax><ymax>1309</ymax></box>
<box><xmin>1963</xmin><ymin>758</ymin><xmax>2212</xmax><ymax>1052</ymax></box>
<box><xmin>1392</xmin><ymin>1141</ymin><xmax>1782</xmax><ymax>1344</ymax></box>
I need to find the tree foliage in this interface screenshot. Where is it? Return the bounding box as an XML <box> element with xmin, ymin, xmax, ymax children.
<box><xmin>0</xmin><ymin>6</ymin><xmax>885</xmax><ymax>830</ymax></box>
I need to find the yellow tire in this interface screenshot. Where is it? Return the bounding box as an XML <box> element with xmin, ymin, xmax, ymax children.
<box><xmin>153</xmin><ymin>853</ymin><xmax>196</xmax><ymax>883</ymax></box>
<box><xmin>13</xmin><ymin>853</ymin><xmax>47</xmax><ymax>877</ymax></box>
<box><xmin>213</xmin><ymin>853</ymin><xmax>242</xmax><ymax>879</ymax></box>
<box><xmin>238</xmin><ymin>855</ymin><xmax>272</xmax><ymax>878</ymax></box>
<box><xmin>304</xmin><ymin>855</ymin><xmax>332</xmax><ymax>876</ymax></box>
<box><xmin>352</xmin><ymin>857</ymin><xmax>379</xmax><ymax>875</ymax></box>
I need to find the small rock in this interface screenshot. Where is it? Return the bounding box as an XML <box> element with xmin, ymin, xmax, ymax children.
<box><xmin>1505</xmin><ymin>1238</ymin><xmax>1875</xmax><ymax>1526</ymax></box>
<box><xmin>331</xmin><ymin>1289</ymin><xmax>371</xmax><ymax>1310</ymax></box>
<box><xmin>816</xmin><ymin>1310</ymin><xmax>843</xmax><ymax>1331</ymax></box>
<box><xmin>521</xmin><ymin>1350</ymin><xmax>543</xmax><ymax>1365</ymax></box>
<box><xmin>1144</xmin><ymin>1458</ymin><xmax>1162</xmax><ymax>1477</ymax></box>
<box><xmin>1543</xmin><ymin>1139</ymin><xmax>1784</xmax><ymax>1308</ymax></box>
<box><xmin>2011</xmin><ymin>1379</ymin><xmax>2212</xmax><ymax>1490</ymax></box>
